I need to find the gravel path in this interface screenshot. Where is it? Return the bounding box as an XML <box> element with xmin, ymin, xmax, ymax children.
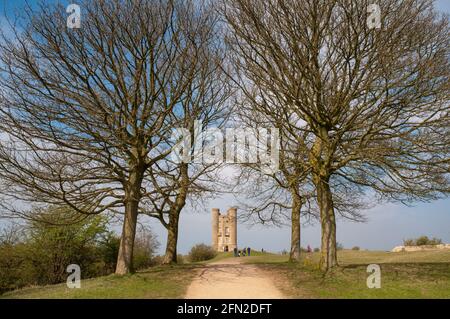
<box><xmin>185</xmin><ymin>258</ymin><xmax>285</xmax><ymax>299</ymax></box>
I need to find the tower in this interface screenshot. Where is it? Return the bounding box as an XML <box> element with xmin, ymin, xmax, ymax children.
<box><xmin>211</xmin><ymin>208</ymin><xmax>220</xmax><ymax>252</ymax></box>
<box><xmin>211</xmin><ymin>207</ymin><xmax>237</xmax><ymax>252</ymax></box>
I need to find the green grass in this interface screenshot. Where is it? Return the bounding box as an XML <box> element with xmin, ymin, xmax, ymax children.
<box><xmin>249</xmin><ymin>250</ymin><xmax>450</xmax><ymax>299</ymax></box>
<box><xmin>241</xmin><ymin>252</ymin><xmax>289</xmax><ymax>264</ymax></box>
<box><xmin>201</xmin><ymin>250</ymin><xmax>276</xmax><ymax>263</ymax></box>
<box><xmin>1</xmin><ymin>264</ymin><xmax>198</xmax><ymax>299</ymax></box>
<box><xmin>197</xmin><ymin>251</ymin><xmax>233</xmax><ymax>263</ymax></box>
<box><xmin>243</xmin><ymin>249</ymin><xmax>450</xmax><ymax>265</ymax></box>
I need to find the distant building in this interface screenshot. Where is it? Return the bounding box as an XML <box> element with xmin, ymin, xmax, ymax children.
<box><xmin>211</xmin><ymin>208</ymin><xmax>237</xmax><ymax>252</ymax></box>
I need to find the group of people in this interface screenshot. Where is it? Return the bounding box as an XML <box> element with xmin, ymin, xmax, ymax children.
<box><xmin>233</xmin><ymin>247</ymin><xmax>251</xmax><ymax>257</ymax></box>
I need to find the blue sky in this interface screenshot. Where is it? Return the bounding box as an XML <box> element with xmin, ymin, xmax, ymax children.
<box><xmin>0</xmin><ymin>0</ymin><xmax>449</xmax><ymax>254</ymax></box>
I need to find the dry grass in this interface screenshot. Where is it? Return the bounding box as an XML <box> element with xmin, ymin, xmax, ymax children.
<box><xmin>1</xmin><ymin>264</ymin><xmax>199</xmax><ymax>299</ymax></box>
<box><xmin>248</xmin><ymin>250</ymin><xmax>450</xmax><ymax>299</ymax></box>
<box><xmin>3</xmin><ymin>249</ymin><xmax>450</xmax><ymax>299</ymax></box>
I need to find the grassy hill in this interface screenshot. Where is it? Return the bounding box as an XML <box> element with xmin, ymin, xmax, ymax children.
<box><xmin>248</xmin><ymin>249</ymin><xmax>450</xmax><ymax>299</ymax></box>
<box><xmin>242</xmin><ymin>249</ymin><xmax>450</xmax><ymax>264</ymax></box>
<box><xmin>1</xmin><ymin>264</ymin><xmax>198</xmax><ymax>299</ymax></box>
<box><xmin>2</xmin><ymin>249</ymin><xmax>450</xmax><ymax>299</ymax></box>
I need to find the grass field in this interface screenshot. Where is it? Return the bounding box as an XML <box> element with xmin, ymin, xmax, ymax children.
<box><xmin>2</xmin><ymin>249</ymin><xmax>450</xmax><ymax>299</ymax></box>
<box><xmin>1</xmin><ymin>264</ymin><xmax>198</xmax><ymax>299</ymax></box>
<box><xmin>247</xmin><ymin>250</ymin><xmax>450</xmax><ymax>298</ymax></box>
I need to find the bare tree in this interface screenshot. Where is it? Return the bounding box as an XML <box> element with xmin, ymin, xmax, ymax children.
<box><xmin>0</xmin><ymin>0</ymin><xmax>226</xmax><ymax>274</ymax></box>
<box><xmin>141</xmin><ymin>2</ymin><xmax>232</xmax><ymax>263</ymax></box>
<box><xmin>224</xmin><ymin>0</ymin><xmax>449</xmax><ymax>270</ymax></box>
<box><xmin>234</xmin><ymin>123</ymin><xmax>368</xmax><ymax>262</ymax></box>
<box><xmin>231</xmin><ymin>110</ymin><xmax>314</xmax><ymax>262</ymax></box>
<box><xmin>0</xmin><ymin>223</ymin><xmax>25</xmax><ymax>246</ymax></box>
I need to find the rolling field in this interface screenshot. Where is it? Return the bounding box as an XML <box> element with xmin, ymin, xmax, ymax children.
<box><xmin>246</xmin><ymin>250</ymin><xmax>450</xmax><ymax>298</ymax></box>
<box><xmin>2</xmin><ymin>249</ymin><xmax>450</xmax><ymax>299</ymax></box>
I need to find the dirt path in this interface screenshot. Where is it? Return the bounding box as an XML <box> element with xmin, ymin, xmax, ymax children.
<box><xmin>185</xmin><ymin>258</ymin><xmax>285</xmax><ymax>299</ymax></box>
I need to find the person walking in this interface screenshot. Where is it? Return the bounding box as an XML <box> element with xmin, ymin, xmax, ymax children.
<box><xmin>247</xmin><ymin>247</ymin><xmax>251</xmax><ymax>256</ymax></box>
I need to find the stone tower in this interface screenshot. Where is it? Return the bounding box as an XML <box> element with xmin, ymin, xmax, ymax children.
<box><xmin>212</xmin><ymin>207</ymin><xmax>237</xmax><ymax>252</ymax></box>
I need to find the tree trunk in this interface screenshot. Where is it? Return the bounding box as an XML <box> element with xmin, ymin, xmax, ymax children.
<box><xmin>315</xmin><ymin>175</ymin><xmax>338</xmax><ymax>271</ymax></box>
<box><xmin>162</xmin><ymin>163</ymin><xmax>188</xmax><ymax>265</ymax></box>
<box><xmin>115</xmin><ymin>170</ymin><xmax>143</xmax><ymax>275</ymax></box>
<box><xmin>289</xmin><ymin>191</ymin><xmax>302</xmax><ymax>262</ymax></box>
<box><xmin>162</xmin><ymin>209</ymin><xmax>181</xmax><ymax>264</ymax></box>
<box><xmin>115</xmin><ymin>199</ymin><xmax>139</xmax><ymax>275</ymax></box>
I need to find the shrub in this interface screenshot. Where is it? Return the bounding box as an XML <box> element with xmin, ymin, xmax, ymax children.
<box><xmin>336</xmin><ymin>242</ymin><xmax>344</xmax><ymax>250</ymax></box>
<box><xmin>150</xmin><ymin>255</ymin><xmax>164</xmax><ymax>266</ymax></box>
<box><xmin>133</xmin><ymin>227</ymin><xmax>160</xmax><ymax>270</ymax></box>
<box><xmin>403</xmin><ymin>236</ymin><xmax>442</xmax><ymax>246</ymax></box>
<box><xmin>313</xmin><ymin>248</ymin><xmax>320</xmax><ymax>253</ymax></box>
<box><xmin>429</xmin><ymin>237</ymin><xmax>443</xmax><ymax>245</ymax></box>
<box><xmin>0</xmin><ymin>241</ymin><xmax>35</xmax><ymax>294</ymax></box>
<box><xmin>96</xmin><ymin>232</ymin><xmax>120</xmax><ymax>274</ymax></box>
<box><xmin>403</xmin><ymin>239</ymin><xmax>415</xmax><ymax>246</ymax></box>
<box><xmin>0</xmin><ymin>209</ymin><xmax>110</xmax><ymax>293</ymax></box>
<box><xmin>415</xmin><ymin>236</ymin><xmax>431</xmax><ymax>246</ymax></box>
<box><xmin>96</xmin><ymin>227</ymin><xmax>159</xmax><ymax>272</ymax></box>
<box><xmin>352</xmin><ymin>246</ymin><xmax>360</xmax><ymax>251</ymax></box>
<box><xmin>177</xmin><ymin>254</ymin><xmax>185</xmax><ymax>264</ymax></box>
<box><xmin>25</xmin><ymin>207</ymin><xmax>110</xmax><ymax>285</ymax></box>
<box><xmin>0</xmin><ymin>206</ymin><xmax>160</xmax><ymax>294</ymax></box>
<box><xmin>188</xmin><ymin>244</ymin><xmax>217</xmax><ymax>262</ymax></box>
